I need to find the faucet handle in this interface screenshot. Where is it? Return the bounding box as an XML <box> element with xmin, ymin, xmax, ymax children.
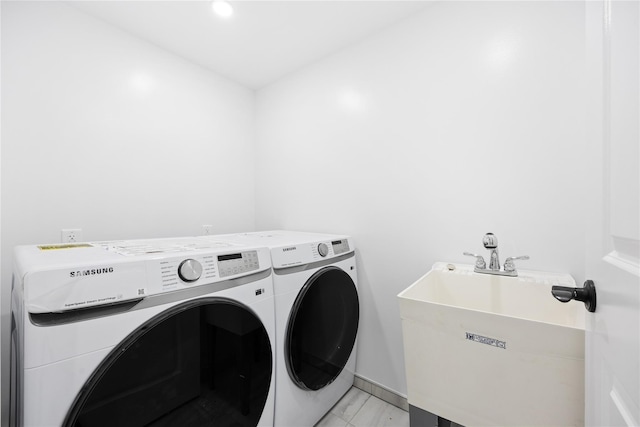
<box><xmin>504</xmin><ymin>255</ymin><xmax>530</xmax><ymax>273</ymax></box>
<box><xmin>463</xmin><ymin>252</ymin><xmax>486</xmax><ymax>269</ymax></box>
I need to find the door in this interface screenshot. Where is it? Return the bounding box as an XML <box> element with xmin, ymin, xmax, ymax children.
<box><xmin>285</xmin><ymin>267</ymin><xmax>359</xmax><ymax>391</ymax></box>
<box><xmin>585</xmin><ymin>1</ymin><xmax>640</xmax><ymax>425</ymax></box>
<box><xmin>63</xmin><ymin>299</ymin><xmax>273</xmax><ymax>427</ymax></box>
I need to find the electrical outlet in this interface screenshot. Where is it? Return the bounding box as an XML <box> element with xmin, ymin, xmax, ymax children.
<box><xmin>202</xmin><ymin>225</ymin><xmax>214</xmax><ymax>235</ymax></box>
<box><xmin>61</xmin><ymin>228</ymin><xmax>83</xmax><ymax>243</ymax></box>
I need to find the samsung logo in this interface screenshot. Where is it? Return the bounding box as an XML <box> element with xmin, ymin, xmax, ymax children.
<box><xmin>70</xmin><ymin>267</ymin><xmax>114</xmax><ymax>278</ymax></box>
<box><xmin>282</xmin><ymin>247</ymin><xmax>297</xmax><ymax>252</ymax></box>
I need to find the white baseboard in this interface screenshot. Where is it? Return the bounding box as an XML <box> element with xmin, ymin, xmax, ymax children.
<box><xmin>353</xmin><ymin>374</ymin><xmax>409</xmax><ymax>411</ymax></box>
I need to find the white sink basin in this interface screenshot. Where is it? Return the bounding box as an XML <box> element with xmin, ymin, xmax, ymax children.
<box><xmin>398</xmin><ymin>262</ymin><xmax>585</xmax><ymax>427</ymax></box>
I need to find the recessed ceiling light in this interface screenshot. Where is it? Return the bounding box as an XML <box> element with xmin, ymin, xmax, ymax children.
<box><xmin>212</xmin><ymin>1</ymin><xmax>233</xmax><ymax>18</ymax></box>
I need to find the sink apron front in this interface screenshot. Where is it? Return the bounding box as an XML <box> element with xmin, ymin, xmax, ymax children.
<box><xmin>399</xmin><ymin>263</ymin><xmax>585</xmax><ymax>427</ymax></box>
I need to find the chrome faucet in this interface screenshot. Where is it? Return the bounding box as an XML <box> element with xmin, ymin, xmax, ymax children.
<box><xmin>464</xmin><ymin>233</ymin><xmax>529</xmax><ymax>277</ymax></box>
<box><xmin>482</xmin><ymin>232</ymin><xmax>500</xmax><ymax>270</ymax></box>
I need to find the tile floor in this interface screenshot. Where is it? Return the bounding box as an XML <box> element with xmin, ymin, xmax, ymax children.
<box><xmin>315</xmin><ymin>387</ymin><xmax>410</xmax><ymax>427</ymax></box>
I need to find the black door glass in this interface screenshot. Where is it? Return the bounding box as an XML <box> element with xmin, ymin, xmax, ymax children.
<box><xmin>64</xmin><ymin>299</ymin><xmax>272</xmax><ymax>427</ymax></box>
<box><xmin>286</xmin><ymin>267</ymin><xmax>359</xmax><ymax>391</ymax></box>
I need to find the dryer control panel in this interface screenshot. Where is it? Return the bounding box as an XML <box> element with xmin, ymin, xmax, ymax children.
<box><xmin>272</xmin><ymin>237</ymin><xmax>353</xmax><ymax>268</ymax></box>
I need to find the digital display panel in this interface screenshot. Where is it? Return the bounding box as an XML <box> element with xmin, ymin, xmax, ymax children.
<box><xmin>218</xmin><ymin>253</ymin><xmax>243</xmax><ymax>262</ymax></box>
<box><xmin>217</xmin><ymin>251</ymin><xmax>259</xmax><ymax>278</ymax></box>
<box><xmin>331</xmin><ymin>239</ymin><xmax>350</xmax><ymax>255</ymax></box>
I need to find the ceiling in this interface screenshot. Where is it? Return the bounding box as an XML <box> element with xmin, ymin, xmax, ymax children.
<box><xmin>68</xmin><ymin>1</ymin><xmax>431</xmax><ymax>89</ymax></box>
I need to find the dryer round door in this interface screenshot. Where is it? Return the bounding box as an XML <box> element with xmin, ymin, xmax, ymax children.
<box><xmin>285</xmin><ymin>266</ymin><xmax>359</xmax><ymax>391</ymax></box>
<box><xmin>63</xmin><ymin>298</ymin><xmax>272</xmax><ymax>427</ymax></box>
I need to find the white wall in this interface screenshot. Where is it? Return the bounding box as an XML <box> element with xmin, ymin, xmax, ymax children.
<box><xmin>255</xmin><ymin>1</ymin><xmax>588</xmax><ymax>395</ymax></box>
<box><xmin>1</xmin><ymin>2</ymin><xmax>256</xmax><ymax>422</ymax></box>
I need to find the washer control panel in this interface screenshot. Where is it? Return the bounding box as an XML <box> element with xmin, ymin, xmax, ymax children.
<box><xmin>158</xmin><ymin>250</ymin><xmax>260</xmax><ymax>290</ymax></box>
<box><xmin>218</xmin><ymin>251</ymin><xmax>259</xmax><ymax>278</ymax></box>
<box><xmin>21</xmin><ymin>238</ymin><xmax>271</xmax><ymax>313</ymax></box>
<box><xmin>160</xmin><ymin>255</ymin><xmax>216</xmax><ymax>288</ymax></box>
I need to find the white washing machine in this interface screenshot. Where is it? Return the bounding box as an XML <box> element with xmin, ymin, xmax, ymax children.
<box><xmin>208</xmin><ymin>231</ymin><xmax>359</xmax><ymax>427</ymax></box>
<box><xmin>10</xmin><ymin>238</ymin><xmax>276</xmax><ymax>427</ymax></box>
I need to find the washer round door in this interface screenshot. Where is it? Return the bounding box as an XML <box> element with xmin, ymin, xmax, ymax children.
<box><xmin>63</xmin><ymin>298</ymin><xmax>272</xmax><ymax>427</ymax></box>
<box><xmin>285</xmin><ymin>266</ymin><xmax>359</xmax><ymax>391</ymax></box>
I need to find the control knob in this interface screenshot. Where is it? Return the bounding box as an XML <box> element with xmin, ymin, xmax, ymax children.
<box><xmin>318</xmin><ymin>243</ymin><xmax>329</xmax><ymax>257</ymax></box>
<box><xmin>178</xmin><ymin>259</ymin><xmax>203</xmax><ymax>283</ymax></box>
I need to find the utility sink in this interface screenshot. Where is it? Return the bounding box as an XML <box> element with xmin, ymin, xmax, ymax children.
<box><xmin>398</xmin><ymin>262</ymin><xmax>585</xmax><ymax>427</ymax></box>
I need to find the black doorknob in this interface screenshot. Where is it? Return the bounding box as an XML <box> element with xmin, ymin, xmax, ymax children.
<box><xmin>551</xmin><ymin>280</ymin><xmax>597</xmax><ymax>313</ymax></box>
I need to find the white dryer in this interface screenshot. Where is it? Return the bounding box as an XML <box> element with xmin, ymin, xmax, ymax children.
<box><xmin>10</xmin><ymin>238</ymin><xmax>276</xmax><ymax>427</ymax></box>
<box><xmin>208</xmin><ymin>231</ymin><xmax>359</xmax><ymax>427</ymax></box>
